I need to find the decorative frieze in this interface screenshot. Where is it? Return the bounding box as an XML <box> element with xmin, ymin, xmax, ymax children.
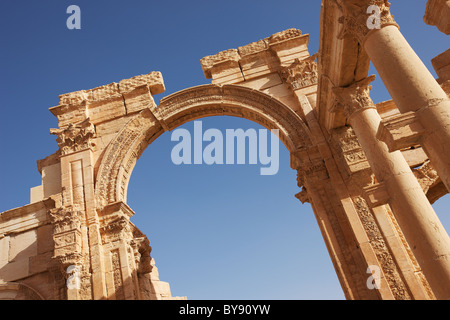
<box><xmin>100</xmin><ymin>215</ymin><xmax>131</xmax><ymax>244</ymax></box>
<box><xmin>48</xmin><ymin>205</ymin><xmax>92</xmax><ymax>299</ymax></box>
<box><xmin>49</xmin><ymin>205</ymin><xmax>84</xmax><ymax>267</ymax></box>
<box><xmin>110</xmin><ymin>249</ymin><xmax>125</xmax><ymax>300</ymax></box>
<box><xmin>330</xmin><ymin>126</ymin><xmax>371</xmax><ymax>176</ymax></box>
<box><xmin>353</xmin><ymin>196</ymin><xmax>411</xmax><ymax>300</ymax></box>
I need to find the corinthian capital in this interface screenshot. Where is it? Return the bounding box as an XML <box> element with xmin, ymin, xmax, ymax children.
<box><xmin>334</xmin><ymin>0</ymin><xmax>398</xmax><ymax>43</ymax></box>
<box><xmin>281</xmin><ymin>54</ymin><xmax>318</xmax><ymax>90</ymax></box>
<box><xmin>50</xmin><ymin>118</ymin><xmax>96</xmax><ymax>155</ymax></box>
<box><xmin>332</xmin><ymin>75</ymin><xmax>377</xmax><ymax>119</ymax></box>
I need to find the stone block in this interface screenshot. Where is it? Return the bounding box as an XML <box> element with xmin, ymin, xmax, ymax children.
<box><xmin>42</xmin><ymin>162</ymin><xmax>62</xmax><ymax>198</ymax></box>
<box><xmin>49</xmin><ymin>103</ymin><xmax>88</xmax><ymax>129</ymax></box>
<box><xmin>401</xmin><ymin>147</ymin><xmax>428</xmax><ymax>168</ymax></box>
<box><xmin>0</xmin><ymin>236</ymin><xmax>10</xmax><ymax>268</ymax></box>
<box><xmin>424</xmin><ymin>0</ymin><xmax>450</xmax><ymax>34</ymax></box>
<box><xmin>30</xmin><ymin>185</ymin><xmax>44</xmax><ymax>204</ymax></box>
<box><xmin>8</xmin><ymin>230</ymin><xmax>37</xmax><ymax>263</ymax></box>
<box><xmin>0</xmin><ymin>259</ymin><xmax>29</xmax><ymax>282</ymax></box>
<box><xmin>122</xmin><ymin>86</ymin><xmax>156</xmax><ymax>114</ymax></box>
<box><xmin>239</xmin><ymin>72</ymin><xmax>282</xmax><ymax>91</ymax></box>
<box><xmin>88</xmin><ymin>98</ymin><xmax>126</xmax><ymax>124</ymax></box>
<box><xmin>377</xmin><ymin>111</ymin><xmax>426</xmax><ymax>152</ymax></box>
<box><xmin>37</xmin><ymin>224</ymin><xmax>54</xmax><ymax>254</ymax></box>
<box><xmin>29</xmin><ymin>252</ymin><xmax>53</xmax><ymax>275</ymax></box>
<box><xmin>118</xmin><ymin>71</ymin><xmax>165</xmax><ymax>95</ymax></box>
<box><xmin>432</xmin><ymin>49</ymin><xmax>450</xmax><ymax>83</ymax></box>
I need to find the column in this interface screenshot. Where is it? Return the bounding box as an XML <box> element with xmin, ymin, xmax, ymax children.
<box><xmin>333</xmin><ymin>75</ymin><xmax>450</xmax><ymax>299</ymax></box>
<box><xmin>338</xmin><ymin>0</ymin><xmax>450</xmax><ymax>192</ymax></box>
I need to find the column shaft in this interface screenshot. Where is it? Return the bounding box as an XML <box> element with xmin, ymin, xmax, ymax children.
<box><xmin>364</xmin><ymin>26</ymin><xmax>450</xmax><ymax>192</ymax></box>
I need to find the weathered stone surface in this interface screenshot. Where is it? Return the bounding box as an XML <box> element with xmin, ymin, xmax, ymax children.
<box><xmin>1</xmin><ymin>12</ymin><xmax>449</xmax><ymax>301</ymax></box>
<box><xmin>424</xmin><ymin>0</ymin><xmax>450</xmax><ymax>34</ymax></box>
<box><xmin>432</xmin><ymin>49</ymin><xmax>450</xmax><ymax>83</ymax></box>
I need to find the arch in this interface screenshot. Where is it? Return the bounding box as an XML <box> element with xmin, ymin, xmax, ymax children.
<box><xmin>95</xmin><ymin>84</ymin><xmax>313</xmax><ymax>206</ymax></box>
<box><xmin>0</xmin><ymin>282</ymin><xmax>45</xmax><ymax>300</ymax></box>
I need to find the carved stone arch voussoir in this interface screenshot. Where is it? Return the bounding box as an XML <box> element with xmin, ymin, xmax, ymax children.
<box><xmin>94</xmin><ymin>84</ymin><xmax>313</xmax><ymax>206</ymax></box>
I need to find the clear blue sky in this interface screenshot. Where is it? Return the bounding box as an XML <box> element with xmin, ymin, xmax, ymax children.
<box><xmin>0</xmin><ymin>1</ymin><xmax>448</xmax><ymax>300</ymax></box>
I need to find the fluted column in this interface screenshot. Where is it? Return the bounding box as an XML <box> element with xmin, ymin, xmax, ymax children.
<box><xmin>333</xmin><ymin>75</ymin><xmax>450</xmax><ymax>299</ymax></box>
<box><xmin>336</xmin><ymin>0</ymin><xmax>450</xmax><ymax>193</ymax></box>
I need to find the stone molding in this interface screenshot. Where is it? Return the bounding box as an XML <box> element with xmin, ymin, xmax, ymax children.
<box><xmin>200</xmin><ymin>28</ymin><xmax>307</xmax><ymax>79</ymax></box>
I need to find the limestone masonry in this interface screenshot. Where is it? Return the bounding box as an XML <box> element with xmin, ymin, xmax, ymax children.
<box><xmin>1</xmin><ymin>0</ymin><xmax>450</xmax><ymax>299</ymax></box>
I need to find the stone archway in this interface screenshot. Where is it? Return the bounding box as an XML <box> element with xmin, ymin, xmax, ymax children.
<box><xmin>40</xmin><ymin>69</ymin><xmax>433</xmax><ymax>300</ymax></box>
<box><xmin>95</xmin><ymin>84</ymin><xmax>312</xmax><ymax>207</ymax></box>
<box><xmin>2</xmin><ymin>23</ymin><xmax>448</xmax><ymax>300</ymax></box>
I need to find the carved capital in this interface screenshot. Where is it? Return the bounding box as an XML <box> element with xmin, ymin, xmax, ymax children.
<box><xmin>49</xmin><ymin>206</ymin><xmax>83</xmax><ymax>234</ymax></box>
<box><xmin>281</xmin><ymin>54</ymin><xmax>318</xmax><ymax>90</ymax></box>
<box><xmin>49</xmin><ymin>205</ymin><xmax>86</xmax><ymax>284</ymax></box>
<box><xmin>100</xmin><ymin>215</ymin><xmax>131</xmax><ymax>243</ymax></box>
<box><xmin>50</xmin><ymin>118</ymin><xmax>96</xmax><ymax>155</ymax></box>
<box><xmin>98</xmin><ymin>202</ymin><xmax>136</xmax><ymax>244</ymax></box>
<box><xmin>291</xmin><ymin>147</ymin><xmax>328</xmax><ymax>186</ymax></box>
<box><xmin>335</xmin><ymin>0</ymin><xmax>398</xmax><ymax>43</ymax></box>
<box><xmin>332</xmin><ymin>75</ymin><xmax>377</xmax><ymax>119</ymax></box>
